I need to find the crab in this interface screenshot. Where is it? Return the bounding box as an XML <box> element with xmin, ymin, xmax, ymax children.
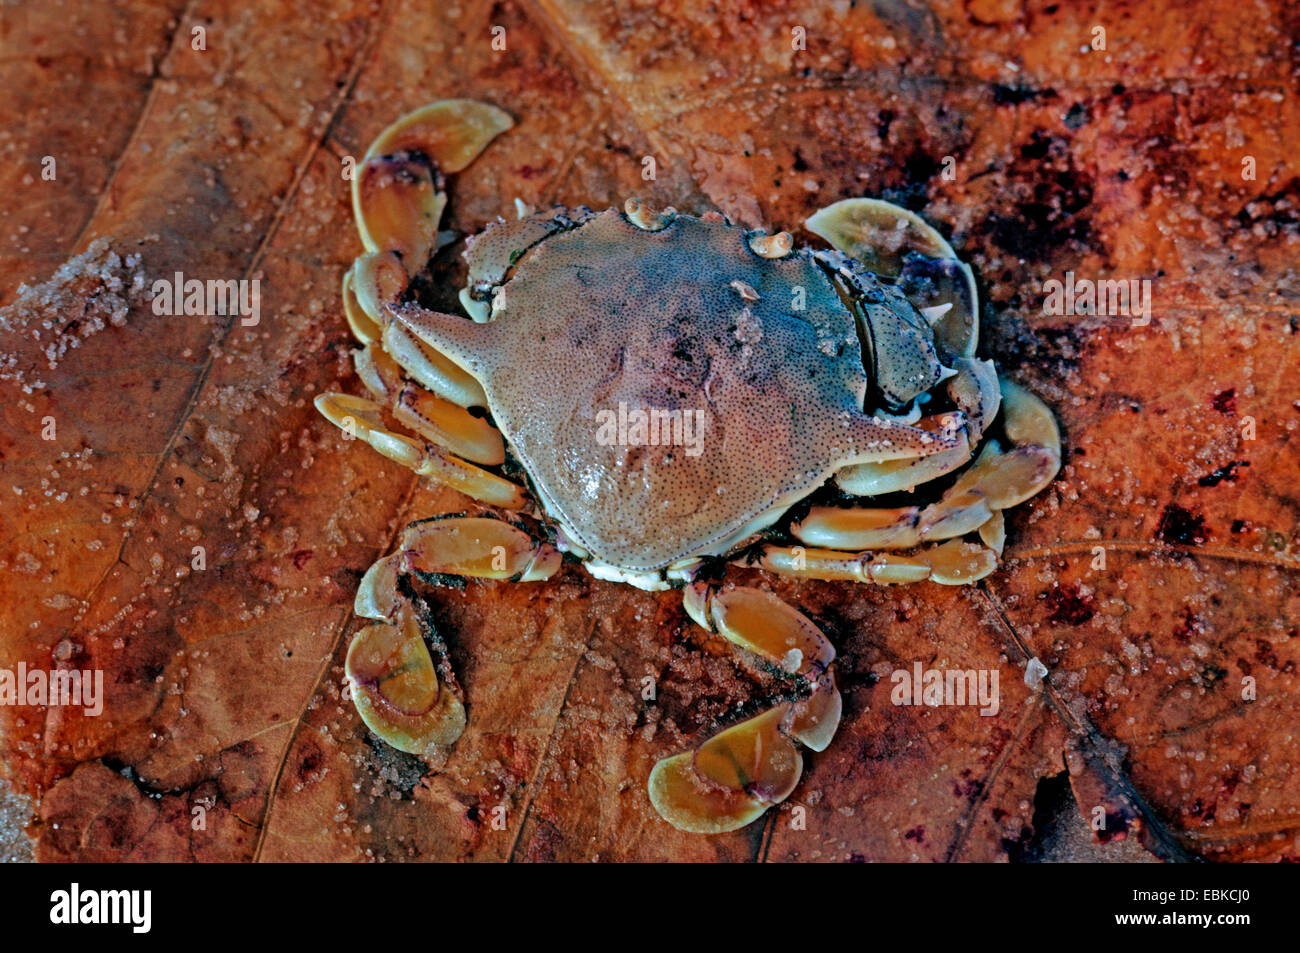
<box><xmin>315</xmin><ymin>100</ymin><xmax>1062</xmax><ymax>834</ymax></box>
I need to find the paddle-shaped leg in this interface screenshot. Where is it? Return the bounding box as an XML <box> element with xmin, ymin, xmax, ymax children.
<box><xmin>648</xmin><ymin>584</ymin><xmax>842</xmax><ymax>833</ymax></box>
<box><xmin>346</xmin><ymin>516</ymin><xmax>560</xmax><ymax>756</ymax></box>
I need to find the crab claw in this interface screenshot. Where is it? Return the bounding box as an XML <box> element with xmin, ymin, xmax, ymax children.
<box><xmin>692</xmin><ymin>707</ymin><xmax>802</xmax><ymax>802</ymax></box>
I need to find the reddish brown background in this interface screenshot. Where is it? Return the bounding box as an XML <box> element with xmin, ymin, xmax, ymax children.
<box><xmin>0</xmin><ymin>0</ymin><xmax>1297</xmax><ymax>861</ymax></box>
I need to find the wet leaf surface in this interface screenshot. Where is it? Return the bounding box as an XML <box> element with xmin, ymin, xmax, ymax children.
<box><xmin>1</xmin><ymin>0</ymin><xmax>1297</xmax><ymax>861</ymax></box>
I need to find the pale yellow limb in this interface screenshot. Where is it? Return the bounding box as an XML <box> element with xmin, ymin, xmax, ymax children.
<box><xmin>798</xmin><ymin>375</ymin><xmax>1059</xmax><ymax>572</ymax></box>
<box><xmin>346</xmin><ymin>614</ymin><xmax>466</xmax><ymax>755</ymax></box>
<box><xmin>351</xmin><ymin>99</ymin><xmax>512</xmax><ymax>270</ymax></box>
<box><xmin>342</xmin><ymin>266</ymin><xmax>380</xmax><ymax>344</ymax></box>
<box><xmin>648</xmin><ymin>584</ymin><xmax>841</xmax><ymax>833</ymax></box>
<box><xmin>354</xmin><ymin>153</ymin><xmax>445</xmax><ymax>274</ymax></box>
<box><xmin>393</xmin><ymin>384</ymin><xmax>504</xmax><ymax>465</ymax></box>
<box><xmin>835</xmin><ymin>357</ymin><xmax>998</xmax><ymax>496</ymax></box>
<box><xmin>352</xmin><ymin>250</ymin><xmax>407</xmax><ymax>327</ymax></box>
<box><xmin>315</xmin><ymin>392</ymin><xmax>527</xmax><ymax>509</ymax></box>
<box><xmin>347</xmin><ymin>514</ymin><xmax>559</xmax><ymax>758</ymax></box>
<box><xmin>381</xmin><ymin>320</ymin><xmax>488</xmax><ymax>408</ymax></box>
<box><xmin>741</xmin><ymin>540</ymin><xmax>996</xmax><ymax>586</ymax></box>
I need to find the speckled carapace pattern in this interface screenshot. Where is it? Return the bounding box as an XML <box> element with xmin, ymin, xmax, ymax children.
<box><xmin>402</xmin><ymin>208</ymin><xmax>953</xmax><ymax>569</ymax></box>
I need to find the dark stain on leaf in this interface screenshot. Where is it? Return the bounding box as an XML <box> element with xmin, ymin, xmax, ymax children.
<box><xmin>1156</xmin><ymin>504</ymin><xmax>1210</xmax><ymax>545</ymax></box>
<box><xmin>1044</xmin><ymin>584</ymin><xmax>1096</xmax><ymax>626</ymax></box>
<box><xmin>1197</xmin><ymin>460</ymin><xmax>1249</xmax><ymax>487</ymax></box>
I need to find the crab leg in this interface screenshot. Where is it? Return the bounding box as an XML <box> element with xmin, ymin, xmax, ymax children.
<box><xmin>835</xmin><ymin>356</ymin><xmax>999</xmax><ymax>496</ymax></box>
<box><xmin>315</xmin><ymin>392</ymin><xmax>528</xmax><ymax>509</ymax></box>
<box><xmin>354</xmin><ymin>152</ymin><xmax>445</xmax><ymax>275</ymax></box>
<box><xmin>322</xmin><ymin>103</ymin><xmax>529</xmax><ymax>505</ymax></box>
<box><xmin>648</xmin><ymin>584</ymin><xmax>842</xmax><ymax>833</ymax></box>
<box><xmin>342</xmin><ymin>267</ymin><xmax>381</xmax><ymax>343</ymax></box>
<box><xmin>349</xmin><ymin>335</ymin><xmax>498</xmax><ymax>457</ymax></box>
<box><xmin>347</xmin><ymin>243</ymin><xmax>492</xmax><ymax>415</ymax></box>
<box><xmin>802</xmin><ymin>376</ymin><xmax>1059</xmax><ymax>548</ymax></box>
<box><xmin>353</xmin><ymin>100</ymin><xmax>512</xmax><ymax>272</ymax></box>
<box><xmin>793</xmin><ymin>492</ymin><xmax>993</xmax><ymax>551</ymax></box>
<box><xmin>347</xmin><ymin>612</ymin><xmax>465</xmax><ymax>756</ymax></box>
<box><xmin>351</xmin><ymin>255</ymin><xmax>488</xmax><ymax>409</ymax></box>
<box><xmin>382</xmin><ymin>320</ymin><xmax>488</xmax><ymax>408</ymax></box>
<box><xmin>743</xmin><ymin>540</ymin><xmax>997</xmax><ymax>586</ymax></box>
<box><xmin>345</xmin><ymin>334</ymin><xmax>498</xmax><ymax>467</ymax></box>
<box><xmin>766</xmin><ymin>377</ymin><xmax>1059</xmax><ymax>585</ymax></box>
<box><xmin>351</xmin><ymin>251</ymin><xmax>411</xmax><ymax>329</ymax></box>
<box><xmin>347</xmin><ymin>516</ymin><xmax>560</xmax><ymax>756</ymax></box>
<box><xmin>357</xmin><ymin>516</ymin><xmax>561</xmax><ymax>622</ymax></box>
<box><xmin>335</xmin><ymin>100</ymin><xmax>504</xmax><ymax>445</ymax></box>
